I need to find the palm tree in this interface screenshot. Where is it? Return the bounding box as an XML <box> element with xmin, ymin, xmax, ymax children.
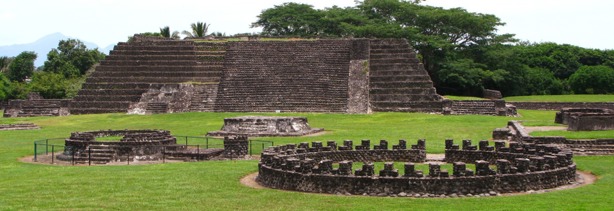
<box><xmin>159</xmin><ymin>26</ymin><xmax>180</xmax><ymax>39</ymax></box>
<box><xmin>182</xmin><ymin>22</ymin><xmax>210</xmax><ymax>38</ymax></box>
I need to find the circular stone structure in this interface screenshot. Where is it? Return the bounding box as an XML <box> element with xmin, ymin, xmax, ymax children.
<box><xmin>256</xmin><ymin>139</ymin><xmax>576</xmax><ymax>197</ymax></box>
<box><xmin>207</xmin><ymin>116</ymin><xmax>323</xmax><ymax>137</ymax></box>
<box><xmin>56</xmin><ymin>129</ymin><xmax>225</xmax><ymax>164</ymax></box>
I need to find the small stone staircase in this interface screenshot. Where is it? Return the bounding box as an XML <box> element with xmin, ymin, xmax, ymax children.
<box><xmin>75</xmin><ymin>145</ymin><xmax>115</xmax><ymax>164</ymax></box>
<box><xmin>146</xmin><ymin>102</ymin><xmax>169</xmax><ymax>114</ymax></box>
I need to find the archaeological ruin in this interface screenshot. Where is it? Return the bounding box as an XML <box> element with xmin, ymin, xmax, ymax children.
<box><xmin>207</xmin><ymin>116</ymin><xmax>323</xmax><ymax>137</ymax></box>
<box><xmin>554</xmin><ymin>108</ymin><xmax>614</xmax><ymax>131</ymax></box>
<box><xmin>3</xmin><ymin>36</ymin><xmax>525</xmax><ymax>116</ymax></box>
<box><xmin>494</xmin><ymin>121</ymin><xmax>614</xmax><ymax>155</ymax></box>
<box><xmin>55</xmin><ymin>129</ymin><xmax>248</xmax><ymax>164</ymax></box>
<box><xmin>256</xmin><ymin>139</ymin><xmax>576</xmax><ymax>197</ymax></box>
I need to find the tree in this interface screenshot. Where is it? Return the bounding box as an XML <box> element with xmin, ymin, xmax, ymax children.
<box><xmin>7</xmin><ymin>51</ymin><xmax>36</xmax><ymax>82</ymax></box>
<box><xmin>251</xmin><ymin>3</ymin><xmax>323</xmax><ymax>36</ymax></box>
<box><xmin>0</xmin><ymin>74</ymin><xmax>10</xmax><ymax>101</ymax></box>
<box><xmin>568</xmin><ymin>65</ymin><xmax>614</xmax><ymax>94</ymax></box>
<box><xmin>29</xmin><ymin>72</ymin><xmax>68</xmax><ymax>99</ymax></box>
<box><xmin>160</xmin><ymin>26</ymin><xmax>180</xmax><ymax>39</ymax></box>
<box><xmin>0</xmin><ymin>56</ymin><xmax>13</xmax><ymax>73</ymax></box>
<box><xmin>42</xmin><ymin>39</ymin><xmax>105</xmax><ymax>77</ymax></box>
<box><xmin>182</xmin><ymin>22</ymin><xmax>210</xmax><ymax>38</ymax></box>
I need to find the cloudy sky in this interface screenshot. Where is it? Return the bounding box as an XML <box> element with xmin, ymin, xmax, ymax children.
<box><xmin>1</xmin><ymin>0</ymin><xmax>612</xmax><ymax>49</ymax></box>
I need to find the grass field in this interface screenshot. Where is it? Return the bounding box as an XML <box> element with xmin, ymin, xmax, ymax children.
<box><xmin>1</xmin><ymin>110</ymin><xmax>613</xmax><ymax>210</ymax></box>
<box><xmin>504</xmin><ymin>94</ymin><xmax>614</xmax><ymax>102</ymax></box>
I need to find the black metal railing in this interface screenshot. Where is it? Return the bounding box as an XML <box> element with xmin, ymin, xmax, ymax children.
<box><xmin>33</xmin><ymin>136</ymin><xmax>276</xmax><ymax>165</ymax></box>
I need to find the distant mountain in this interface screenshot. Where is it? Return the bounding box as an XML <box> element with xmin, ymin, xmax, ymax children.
<box><xmin>0</xmin><ymin>33</ymin><xmax>104</xmax><ymax>67</ymax></box>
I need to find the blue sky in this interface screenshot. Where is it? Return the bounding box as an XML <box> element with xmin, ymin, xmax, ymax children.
<box><xmin>1</xmin><ymin>0</ymin><xmax>612</xmax><ymax>49</ymax></box>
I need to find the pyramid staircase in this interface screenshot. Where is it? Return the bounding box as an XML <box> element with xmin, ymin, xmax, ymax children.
<box><xmin>368</xmin><ymin>39</ymin><xmax>443</xmax><ymax>112</ymax></box>
<box><xmin>70</xmin><ymin>39</ymin><xmax>225</xmax><ymax>114</ymax></box>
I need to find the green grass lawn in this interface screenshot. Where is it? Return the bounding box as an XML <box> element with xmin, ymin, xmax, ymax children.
<box><xmin>504</xmin><ymin>94</ymin><xmax>614</xmax><ymax>102</ymax></box>
<box><xmin>0</xmin><ymin>111</ymin><xmax>613</xmax><ymax>210</ymax></box>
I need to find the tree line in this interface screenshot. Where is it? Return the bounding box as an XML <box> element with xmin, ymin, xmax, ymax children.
<box><xmin>0</xmin><ymin>39</ymin><xmax>105</xmax><ymax>101</ymax></box>
<box><xmin>251</xmin><ymin>0</ymin><xmax>614</xmax><ymax>96</ymax></box>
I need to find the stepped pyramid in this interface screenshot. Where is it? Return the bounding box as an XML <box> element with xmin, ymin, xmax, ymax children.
<box><xmin>70</xmin><ymin>38</ymin><xmax>443</xmax><ymax>114</ymax></box>
<box><xmin>368</xmin><ymin>39</ymin><xmax>443</xmax><ymax>112</ymax></box>
<box><xmin>70</xmin><ymin>36</ymin><xmax>224</xmax><ymax>114</ymax></box>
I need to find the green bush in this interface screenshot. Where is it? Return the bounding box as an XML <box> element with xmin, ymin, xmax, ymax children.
<box><xmin>568</xmin><ymin>65</ymin><xmax>614</xmax><ymax>94</ymax></box>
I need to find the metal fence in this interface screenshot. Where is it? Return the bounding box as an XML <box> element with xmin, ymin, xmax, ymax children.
<box><xmin>33</xmin><ymin>136</ymin><xmax>275</xmax><ymax>165</ymax></box>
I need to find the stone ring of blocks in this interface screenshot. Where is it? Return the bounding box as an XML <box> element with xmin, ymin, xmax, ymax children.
<box><xmin>257</xmin><ymin>139</ymin><xmax>577</xmax><ymax>197</ymax></box>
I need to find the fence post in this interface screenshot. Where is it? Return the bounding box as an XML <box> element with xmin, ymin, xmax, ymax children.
<box><xmin>162</xmin><ymin>146</ymin><xmax>166</xmax><ymax>163</ymax></box>
<box><xmin>206</xmin><ymin>137</ymin><xmax>209</xmax><ymax>149</ymax></box>
<box><xmin>88</xmin><ymin>147</ymin><xmax>91</xmax><ymax>166</ymax></box>
<box><xmin>127</xmin><ymin>150</ymin><xmax>130</xmax><ymax>165</ymax></box>
<box><xmin>46</xmin><ymin>139</ymin><xmax>49</xmax><ymax>155</ymax></box>
<box><xmin>34</xmin><ymin>142</ymin><xmax>37</xmax><ymax>162</ymax></box>
<box><xmin>72</xmin><ymin>148</ymin><xmax>75</xmax><ymax>166</ymax></box>
<box><xmin>262</xmin><ymin>143</ymin><xmax>265</xmax><ymax>153</ymax></box>
<box><xmin>51</xmin><ymin>145</ymin><xmax>55</xmax><ymax>164</ymax></box>
<box><xmin>196</xmin><ymin>145</ymin><xmax>200</xmax><ymax>161</ymax></box>
<box><xmin>185</xmin><ymin>136</ymin><xmax>188</xmax><ymax>146</ymax></box>
<box><xmin>249</xmin><ymin>141</ymin><xmax>253</xmax><ymax>156</ymax></box>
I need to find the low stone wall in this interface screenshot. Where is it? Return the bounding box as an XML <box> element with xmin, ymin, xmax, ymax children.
<box><xmin>568</xmin><ymin>113</ymin><xmax>614</xmax><ymax>131</ymax></box>
<box><xmin>257</xmin><ymin>139</ymin><xmax>575</xmax><ymax>196</ymax></box>
<box><xmin>511</xmin><ymin>102</ymin><xmax>614</xmax><ymax>110</ymax></box>
<box><xmin>0</xmin><ymin>123</ymin><xmax>40</xmax><ymax>131</ymax></box>
<box><xmin>4</xmin><ymin>99</ymin><xmax>71</xmax><ymax>117</ymax></box>
<box><xmin>207</xmin><ymin>116</ymin><xmax>323</xmax><ymax>137</ymax></box>
<box><xmin>555</xmin><ymin>108</ymin><xmax>613</xmax><ymax>124</ymax></box>
<box><xmin>483</xmin><ymin>89</ymin><xmax>502</xmax><ymax>99</ymax></box>
<box><xmin>497</xmin><ymin>120</ymin><xmax>614</xmax><ymax>155</ymax></box>
<box><xmin>222</xmin><ymin>136</ymin><xmax>249</xmax><ymax>158</ymax></box>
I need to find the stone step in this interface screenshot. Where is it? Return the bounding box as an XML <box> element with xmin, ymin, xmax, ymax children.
<box><xmin>370</xmin><ymin>87</ymin><xmax>438</xmax><ymax>95</ymax></box>
<box><xmin>369</xmin><ymin>75</ymin><xmax>433</xmax><ymax>82</ymax></box>
<box><xmin>69</xmin><ymin>108</ymin><xmax>128</xmax><ymax>114</ymax></box>
<box><xmin>73</xmin><ymin>95</ymin><xmax>142</xmax><ymax>102</ymax></box>
<box><xmin>100</xmin><ymin>60</ymin><xmax>223</xmax><ymax>66</ymax></box>
<box><xmin>95</xmin><ymin>65</ymin><xmax>224</xmax><ymax>72</ymax></box>
<box><xmin>369</xmin><ymin>81</ymin><xmax>434</xmax><ymax>89</ymax></box>
<box><xmin>77</xmin><ymin>89</ymin><xmax>148</xmax><ymax>96</ymax></box>
<box><xmin>86</xmin><ymin>76</ymin><xmax>221</xmax><ymax>83</ymax></box>
<box><xmin>92</xmin><ymin>71</ymin><xmax>223</xmax><ymax>78</ymax></box>
<box><xmin>370</xmin><ymin>94</ymin><xmax>443</xmax><ymax>102</ymax></box>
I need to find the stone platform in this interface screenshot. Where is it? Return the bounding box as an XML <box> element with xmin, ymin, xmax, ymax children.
<box><xmin>207</xmin><ymin>116</ymin><xmax>323</xmax><ymax>137</ymax></box>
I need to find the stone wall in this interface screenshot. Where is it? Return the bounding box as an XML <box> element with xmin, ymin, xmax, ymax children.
<box><xmin>497</xmin><ymin>120</ymin><xmax>614</xmax><ymax>155</ymax></box>
<box><xmin>511</xmin><ymin>102</ymin><xmax>614</xmax><ymax>110</ymax></box>
<box><xmin>214</xmin><ymin>40</ymin><xmax>354</xmax><ymax>112</ymax></box>
<box><xmin>567</xmin><ymin>113</ymin><xmax>614</xmax><ymax>131</ymax></box>
<box><xmin>555</xmin><ymin>108</ymin><xmax>613</xmax><ymax>124</ymax></box>
<box><xmin>207</xmin><ymin>116</ymin><xmax>323</xmax><ymax>137</ymax></box>
<box><xmin>442</xmin><ymin>100</ymin><xmax>509</xmax><ymax>116</ymax></box>
<box><xmin>222</xmin><ymin>136</ymin><xmax>249</xmax><ymax>158</ymax></box>
<box><xmin>3</xmin><ymin>99</ymin><xmax>70</xmax><ymax>117</ymax></box>
<box><xmin>483</xmin><ymin>89</ymin><xmax>502</xmax><ymax>99</ymax></box>
<box><xmin>257</xmin><ymin>139</ymin><xmax>576</xmax><ymax>196</ymax></box>
<box><xmin>0</xmin><ymin>123</ymin><xmax>40</xmax><ymax>131</ymax></box>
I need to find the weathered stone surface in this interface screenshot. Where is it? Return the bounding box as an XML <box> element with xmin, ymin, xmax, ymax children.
<box><xmin>257</xmin><ymin>139</ymin><xmax>576</xmax><ymax>196</ymax></box>
<box><xmin>3</xmin><ymin>99</ymin><xmax>70</xmax><ymax>117</ymax></box>
<box><xmin>207</xmin><ymin>116</ymin><xmax>323</xmax><ymax>137</ymax></box>
<box><xmin>0</xmin><ymin>123</ymin><xmax>40</xmax><ymax>131</ymax></box>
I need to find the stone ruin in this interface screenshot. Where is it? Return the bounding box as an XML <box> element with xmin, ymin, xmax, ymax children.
<box><xmin>3</xmin><ymin>93</ymin><xmax>70</xmax><ymax>117</ymax></box>
<box><xmin>256</xmin><ymin>138</ymin><xmax>576</xmax><ymax>197</ymax></box>
<box><xmin>68</xmin><ymin>37</ymin><xmax>447</xmax><ymax>114</ymax></box>
<box><xmin>56</xmin><ymin>129</ymin><xmax>248</xmax><ymax>164</ymax></box>
<box><xmin>1</xmin><ymin>36</ymin><xmax>520</xmax><ymax>116</ymax></box>
<box><xmin>494</xmin><ymin>120</ymin><xmax>614</xmax><ymax>155</ymax></box>
<box><xmin>442</xmin><ymin>99</ymin><xmax>516</xmax><ymax>116</ymax></box>
<box><xmin>555</xmin><ymin>108</ymin><xmax>614</xmax><ymax>131</ymax></box>
<box><xmin>0</xmin><ymin>123</ymin><xmax>39</xmax><ymax>131</ymax></box>
<box><xmin>207</xmin><ymin>116</ymin><xmax>323</xmax><ymax>137</ymax></box>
